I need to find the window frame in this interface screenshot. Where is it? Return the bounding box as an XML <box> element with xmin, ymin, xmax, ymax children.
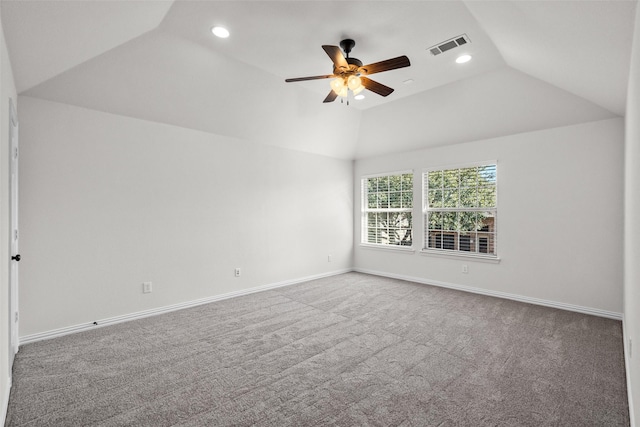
<box><xmin>421</xmin><ymin>161</ymin><xmax>498</xmax><ymax>260</ymax></box>
<box><xmin>361</xmin><ymin>170</ymin><xmax>415</xmax><ymax>251</ymax></box>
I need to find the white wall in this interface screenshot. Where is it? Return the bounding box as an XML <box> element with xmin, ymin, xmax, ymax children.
<box><xmin>17</xmin><ymin>96</ymin><xmax>353</xmax><ymax>337</ymax></box>
<box><xmin>624</xmin><ymin>3</ymin><xmax>640</xmax><ymax>424</ymax></box>
<box><xmin>354</xmin><ymin>118</ymin><xmax>624</xmax><ymax>315</ymax></box>
<box><xmin>0</xmin><ymin>3</ymin><xmax>17</xmax><ymax>423</ymax></box>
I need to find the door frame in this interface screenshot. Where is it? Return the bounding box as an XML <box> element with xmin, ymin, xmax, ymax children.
<box><xmin>9</xmin><ymin>97</ymin><xmax>19</xmax><ymax>367</ymax></box>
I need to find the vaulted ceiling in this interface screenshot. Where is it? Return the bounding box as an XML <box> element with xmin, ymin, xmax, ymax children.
<box><xmin>2</xmin><ymin>0</ymin><xmax>636</xmax><ymax>159</ymax></box>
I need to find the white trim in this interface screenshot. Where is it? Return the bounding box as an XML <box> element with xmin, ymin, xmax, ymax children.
<box><xmin>1</xmin><ymin>376</ymin><xmax>11</xmax><ymax>427</ymax></box>
<box><xmin>361</xmin><ymin>169</ymin><xmax>414</xmax><ymax>179</ymax></box>
<box><xmin>19</xmin><ymin>269</ymin><xmax>352</xmax><ymax>345</ymax></box>
<box><xmin>9</xmin><ymin>96</ymin><xmax>20</xmax><ymax>367</ymax></box>
<box><xmin>18</xmin><ymin>266</ymin><xmax>624</xmax><ymax>339</ymax></box>
<box><xmin>422</xmin><ymin>159</ymin><xmax>498</xmax><ymax>174</ymax></box>
<box><xmin>419</xmin><ymin>249</ymin><xmax>500</xmax><ymax>263</ymax></box>
<box><xmin>9</xmin><ymin>96</ymin><xmax>17</xmax><ymax>126</ymax></box>
<box><xmin>353</xmin><ymin>268</ymin><xmax>623</xmax><ymax>320</ymax></box>
<box><xmin>623</xmin><ymin>315</ymin><xmax>636</xmax><ymax>426</ymax></box>
<box><xmin>359</xmin><ymin>243</ymin><xmax>415</xmax><ymax>253</ymax></box>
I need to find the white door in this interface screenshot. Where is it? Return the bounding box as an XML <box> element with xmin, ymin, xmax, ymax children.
<box><xmin>9</xmin><ymin>98</ymin><xmax>19</xmax><ymax>366</ymax></box>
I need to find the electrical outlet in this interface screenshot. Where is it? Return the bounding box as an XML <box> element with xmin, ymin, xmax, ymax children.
<box><xmin>143</xmin><ymin>282</ymin><xmax>152</xmax><ymax>293</ymax></box>
<box><xmin>235</xmin><ymin>268</ymin><xmax>241</xmax><ymax>277</ymax></box>
<box><xmin>462</xmin><ymin>264</ymin><xmax>468</xmax><ymax>274</ymax></box>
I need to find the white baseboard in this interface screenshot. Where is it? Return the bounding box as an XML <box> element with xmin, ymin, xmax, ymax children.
<box><xmin>19</xmin><ymin>267</ymin><xmax>623</xmax><ymax>344</ymax></box>
<box><xmin>354</xmin><ymin>268</ymin><xmax>623</xmax><ymax>320</ymax></box>
<box><xmin>1</xmin><ymin>376</ymin><xmax>11</xmax><ymax>427</ymax></box>
<box><xmin>623</xmin><ymin>315</ymin><xmax>636</xmax><ymax>427</ymax></box>
<box><xmin>19</xmin><ymin>268</ymin><xmax>352</xmax><ymax>345</ymax></box>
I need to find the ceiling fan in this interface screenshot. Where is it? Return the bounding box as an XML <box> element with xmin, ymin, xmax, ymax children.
<box><xmin>285</xmin><ymin>39</ymin><xmax>411</xmax><ymax>103</ymax></box>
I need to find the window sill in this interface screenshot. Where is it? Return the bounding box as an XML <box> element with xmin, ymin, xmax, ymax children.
<box><xmin>419</xmin><ymin>249</ymin><xmax>501</xmax><ymax>263</ymax></box>
<box><xmin>360</xmin><ymin>243</ymin><xmax>416</xmax><ymax>253</ymax></box>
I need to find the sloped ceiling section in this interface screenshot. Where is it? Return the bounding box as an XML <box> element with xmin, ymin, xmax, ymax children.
<box><xmin>1</xmin><ymin>1</ymin><xmax>636</xmax><ymax>160</ymax></box>
<box><xmin>464</xmin><ymin>0</ymin><xmax>637</xmax><ymax>116</ymax></box>
<box><xmin>19</xmin><ymin>29</ymin><xmax>362</xmax><ymax>159</ymax></box>
<box><xmin>356</xmin><ymin>67</ymin><xmax>617</xmax><ymax>159</ymax></box>
<box><xmin>1</xmin><ymin>0</ymin><xmax>174</xmax><ymax>93</ymax></box>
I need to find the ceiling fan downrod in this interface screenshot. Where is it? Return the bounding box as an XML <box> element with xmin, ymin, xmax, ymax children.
<box><xmin>340</xmin><ymin>39</ymin><xmax>356</xmax><ymax>58</ymax></box>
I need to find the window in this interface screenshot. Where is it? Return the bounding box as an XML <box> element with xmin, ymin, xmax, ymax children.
<box><xmin>362</xmin><ymin>172</ymin><xmax>413</xmax><ymax>247</ymax></box>
<box><xmin>423</xmin><ymin>163</ymin><xmax>497</xmax><ymax>257</ymax></box>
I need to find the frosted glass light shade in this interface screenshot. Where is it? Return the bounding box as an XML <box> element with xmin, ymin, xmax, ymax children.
<box><xmin>347</xmin><ymin>75</ymin><xmax>362</xmax><ymax>91</ymax></box>
<box><xmin>330</xmin><ymin>78</ymin><xmax>345</xmax><ymax>93</ymax></box>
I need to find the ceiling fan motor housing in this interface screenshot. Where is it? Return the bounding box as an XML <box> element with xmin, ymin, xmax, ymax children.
<box><xmin>334</xmin><ymin>58</ymin><xmax>363</xmax><ymax>76</ymax></box>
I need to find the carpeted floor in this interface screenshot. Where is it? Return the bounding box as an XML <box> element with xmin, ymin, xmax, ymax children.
<box><xmin>5</xmin><ymin>272</ymin><xmax>629</xmax><ymax>426</ymax></box>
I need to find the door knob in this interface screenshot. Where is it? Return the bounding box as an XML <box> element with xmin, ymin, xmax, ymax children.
<box><xmin>11</xmin><ymin>254</ymin><xmax>20</xmax><ymax>262</ymax></box>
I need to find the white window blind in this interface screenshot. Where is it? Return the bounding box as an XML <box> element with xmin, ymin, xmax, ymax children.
<box><xmin>362</xmin><ymin>172</ymin><xmax>413</xmax><ymax>247</ymax></box>
<box><xmin>423</xmin><ymin>163</ymin><xmax>497</xmax><ymax>257</ymax></box>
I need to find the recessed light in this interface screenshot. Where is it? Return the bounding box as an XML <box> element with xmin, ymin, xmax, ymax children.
<box><xmin>456</xmin><ymin>54</ymin><xmax>472</xmax><ymax>64</ymax></box>
<box><xmin>211</xmin><ymin>26</ymin><xmax>230</xmax><ymax>38</ymax></box>
<box><xmin>354</xmin><ymin>94</ymin><xmax>365</xmax><ymax>100</ymax></box>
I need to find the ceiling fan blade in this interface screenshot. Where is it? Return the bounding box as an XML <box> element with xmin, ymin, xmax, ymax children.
<box><xmin>285</xmin><ymin>74</ymin><xmax>335</xmax><ymax>83</ymax></box>
<box><xmin>360</xmin><ymin>77</ymin><xmax>394</xmax><ymax>97</ymax></box>
<box><xmin>322</xmin><ymin>45</ymin><xmax>349</xmax><ymax>70</ymax></box>
<box><xmin>323</xmin><ymin>90</ymin><xmax>338</xmax><ymax>103</ymax></box>
<box><xmin>359</xmin><ymin>55</ymin><xmax>411</xmax><ymax>75</ymax></box>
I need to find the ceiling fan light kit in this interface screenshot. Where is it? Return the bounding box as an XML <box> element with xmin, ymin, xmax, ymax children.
<box><xmin>285</xmin><ymin>38</ymin><xmax>411</xmax><ymax>104</ymax></box>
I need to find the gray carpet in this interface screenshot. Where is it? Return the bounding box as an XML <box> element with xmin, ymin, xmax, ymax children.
<box><xmin>5</xmin><ymin>272</ymin><xmax>629</xmax><ymax>426</ymax></box>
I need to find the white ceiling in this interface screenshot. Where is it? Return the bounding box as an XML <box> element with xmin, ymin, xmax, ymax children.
<box><xmin>1</xmin><ymin>0</ymin><xmax>636</xmax><ymax>159</ymax></box>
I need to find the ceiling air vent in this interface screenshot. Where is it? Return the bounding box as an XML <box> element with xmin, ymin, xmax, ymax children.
<box><xmin>428</xmin><ymin>34</ymin><xmax>470</xmax><ymax>56</ymax></box>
